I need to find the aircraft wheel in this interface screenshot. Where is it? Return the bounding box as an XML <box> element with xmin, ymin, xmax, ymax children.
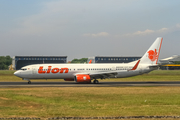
<box><xmin>93</xmin><ymin>80</ymin><xmax>99</xmax><ymax>84</ymax></box>
<box><xmin>93</xmin><ymin>80</ymin><xmax>96</xmax><ymax>84</ymax></box>
<box><xmin>28</xmin><ymin>81</ymin><xmax>31</xmax><ymax>84</ymax></box>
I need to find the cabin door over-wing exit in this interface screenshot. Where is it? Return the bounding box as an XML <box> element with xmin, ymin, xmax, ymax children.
<box><xmin>112</xmin><ymin>66</ymin><xmax>116</xmax><ymax>71</ymax></box>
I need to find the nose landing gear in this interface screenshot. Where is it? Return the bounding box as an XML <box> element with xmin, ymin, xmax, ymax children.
<box><xmin>22</xmin><ymin>78</ymin><xmax>31</xmax><ymax>84</ymax></box>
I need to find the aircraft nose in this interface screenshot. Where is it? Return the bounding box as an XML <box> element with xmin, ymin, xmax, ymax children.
<box><xmin>14</xmin><ymin>71</ymin><xmax>21</xmax><ymax>77</ymax></box>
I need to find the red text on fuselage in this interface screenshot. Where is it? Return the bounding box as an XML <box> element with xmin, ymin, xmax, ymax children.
<box><xmin>38</xmin><ymin>66</ymin><xmax>69</xmax><ymax>74</ymax></box>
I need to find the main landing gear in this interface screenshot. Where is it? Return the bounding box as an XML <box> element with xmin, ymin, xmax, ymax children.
<box><xmin>28</xmin><ymin>81</ymin><xmax>31</xmax><ymax>84</ymax></box>
<box><xmin>93</xmin><ymin>79</ymin><xmax>99</xmax><ymax>84</ymax></box>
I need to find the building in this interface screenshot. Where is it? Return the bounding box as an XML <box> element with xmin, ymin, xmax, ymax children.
<box><xmin>161</xmin><ymin>64</ymin><xmax>180</xmax><ymax>70</ymax></box>
<box><xmin>12</xmin><ymin>56</ymin><xmax>67</xmax><ymax>70</ymax></box>
<box><xmin>87</xmin><ymin>56</ymin><xmax>141</xmax><ymax>63</ymax></box>
<box><xmin>160</xmin><ymin>55</ymin><xmax>180</xmax><ymax>64</ymax></box>
<box><xmin>160</xmin><ymin>55</ymin><xmax>180</xmax><ymax>70</ymax></box>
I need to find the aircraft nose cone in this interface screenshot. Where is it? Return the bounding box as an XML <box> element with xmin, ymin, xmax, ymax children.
<box><xmin>14</xmin><ymin>71</ymin><xmax>21</xmax><ymax>77</ymax></box>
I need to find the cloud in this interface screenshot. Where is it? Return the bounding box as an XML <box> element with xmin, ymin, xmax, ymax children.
<box><xmin>133</xmin><ymin>29</ymin><xmax>155</xmax><ymax>35</ymax></box>
<box><xmin>83</xmin><ymin>32</ymin><xmax>109</xmax><ymax>37</ymax></box>
<box><xmin>176</xmin><ymin>23</ymin><xmax>180</xmax><ymax>28</ymax></box>
<box><xmin>9</xmin><ymin>1</ymin><xmax>83</xmax><ymax>37</ymax></box>
<box><xmin>124</xmin><ymin>27</ymin><xmax>168</xmax><ymax>37</ymax></box>
<box><xmin>157</xmin><ymin>28</ymin><xmax>168</xmax><ymax>33</ymax></box>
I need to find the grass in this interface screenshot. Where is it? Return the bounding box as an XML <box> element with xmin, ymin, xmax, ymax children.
<box><xmin>0</xmin><ymin>87</ymin><xmax>180</xmax><ymax>118</ymax></box>
<box><xmin>1</xmin><ymin>70</ymin><xmax>180</xmax><ymax>119</ymax></box>
<box><xmin>0</xmin><ymin>70</ymin><xmax>180</xmax><ymax>82</ymax></box>
<box><xmin>0</xmin><ymin>70</ymin><xmax>16</xmax><ymax>75</ymax></box>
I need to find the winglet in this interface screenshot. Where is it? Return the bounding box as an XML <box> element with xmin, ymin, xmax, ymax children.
<box><xmin>89</xmin><ymin>60</ymin><xmax>92</xmax><ymax>64</ymax></box>
<box><xmin>130</xmin><ymin>60</ymin><xmax>140</xmax><ymax>70</ymax></box>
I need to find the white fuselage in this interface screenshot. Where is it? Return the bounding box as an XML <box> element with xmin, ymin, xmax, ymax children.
<box><xmin>14</xmin><ymin>63</ymin><xmax>152</xmax><ymax>80</ymax></box>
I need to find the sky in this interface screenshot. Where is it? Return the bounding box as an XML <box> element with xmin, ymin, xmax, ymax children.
<box><xmin>0</xmin><ymin>0</ymin><xmax>180</xmax><ymax>61</ymax></box>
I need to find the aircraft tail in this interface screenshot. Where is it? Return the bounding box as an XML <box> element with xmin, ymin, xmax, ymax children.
<box><xmin>140</xmin><ymin>37</ymin><xmax>163</xmax><ymax>65</ymax></box>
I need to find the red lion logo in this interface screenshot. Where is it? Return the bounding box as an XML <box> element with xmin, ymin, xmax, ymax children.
<box><xmin>147</xmin><ymin>49</ymin><xmax>158</xmax><ymax>61</ymax></box>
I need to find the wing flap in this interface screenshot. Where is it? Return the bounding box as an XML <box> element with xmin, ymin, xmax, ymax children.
<box><xmin>90</xmin><ymin>71</ymin><xmax>118</xmax><ymax>79</ymax></box>
<box><xmin>75</xmin><ymin>71</ymin><xmax>118</xmax><ymax>79</ymax></box>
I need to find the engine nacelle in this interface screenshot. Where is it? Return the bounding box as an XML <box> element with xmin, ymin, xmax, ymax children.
<box><xmin>64</xmin><ymin>79</ymin><xmax>74</xmax><ymax>81</ymax></box>
<box><xmin>75</xmin><ymin>74</ymin><xmax>91</xmax><ymax>83</ymax></box>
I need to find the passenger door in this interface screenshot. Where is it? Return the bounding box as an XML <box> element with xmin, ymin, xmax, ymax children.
<box><xmin>32</xmin><ymin>67</ymin><xmax>36</xmax><ymax>74</ymax></box>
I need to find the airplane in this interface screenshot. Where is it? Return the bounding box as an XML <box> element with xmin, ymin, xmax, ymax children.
<box><xmin>14</xmin><ymin>37</ymin><xmax>163</xmax><ymax>84</ymax></box>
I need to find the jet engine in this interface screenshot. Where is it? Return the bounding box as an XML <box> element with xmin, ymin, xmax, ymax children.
<box><xmin>74</xmin><ymin>74</ymin><xmax>91</xmax><ymax>83</ymax></box>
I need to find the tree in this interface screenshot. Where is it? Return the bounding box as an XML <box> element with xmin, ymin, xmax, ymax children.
<box><xmin>0</xmin><ymin>56</ymin><xmax>12</xmax><ymax>70</ymax></box>
<box><xmin>71</xmin><ymin>58</ymin><xmax>88</xmax><ymax>63</ymax></box>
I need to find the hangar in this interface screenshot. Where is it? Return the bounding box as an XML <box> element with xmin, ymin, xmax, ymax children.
<box><xmin>160</xmin><ymin>55</ymin><xmax>180</xmax><ymax>70</ymax></box>
<box><xmin>87</xmin><ymin>56</ymin><xmax>141</xmax><ymax>63</ymax></box>
<box><xmin>160</xmin><ymin>55</ymin><xmax>180</xmax><ymax>64</ymax></box>
<box><xmin>12</xmin><ymin>56</ymin><xmax>67</xmax><ymax>70</ymax></box>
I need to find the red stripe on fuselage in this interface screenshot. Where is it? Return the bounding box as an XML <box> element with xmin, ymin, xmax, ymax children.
<box><xmin>156</xmin><ymin>38</ymin><xmax>163</xmax><ymax>64</ymax></box>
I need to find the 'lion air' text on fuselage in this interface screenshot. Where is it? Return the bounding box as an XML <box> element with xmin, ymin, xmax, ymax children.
<box><xmin>38</xmin><ymin>66</ymin><xmax>69</xmax><ymax>74</ymax></box>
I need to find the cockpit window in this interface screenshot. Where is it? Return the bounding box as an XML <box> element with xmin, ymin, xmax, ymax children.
<box><xmin>21</xmin><ymin>68</ymin><xmax>27</xmax><ymax>71</ymax></box>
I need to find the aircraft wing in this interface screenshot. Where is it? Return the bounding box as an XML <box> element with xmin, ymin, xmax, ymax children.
<box><xmin>75</xmin><ymin>60</ymin><xmax>141</xmax><ymax>79</ymax></box>
<box><xmin>75</xmin><ymin>71</ymin><xmax>118</xmax><ymax>79</ymax></box>
<box><xmin>89</xmin><ymin>71</ymin><xmax>118</xmax><ymax>79</ymax></box>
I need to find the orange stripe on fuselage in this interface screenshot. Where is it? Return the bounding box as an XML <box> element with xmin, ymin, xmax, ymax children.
<box><xmin>131</xmin><ymin>60</ymin><xmax>140</xmax><ymax>70</ymax></box>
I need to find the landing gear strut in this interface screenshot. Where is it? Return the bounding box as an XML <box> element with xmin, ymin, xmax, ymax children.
<box><xmin>23</xmin><ymin>78</ymin><xmax>31</xmax><ymax>84</ymax></box>
<box><xmin>93</xmin><ymin>79</ymin><xmax>99</xmax><ymax>84</ymax></box>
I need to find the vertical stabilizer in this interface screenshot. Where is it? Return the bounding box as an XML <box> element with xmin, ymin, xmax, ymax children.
<box><xmin>140</xmin><ymin>37</ymin><xmax>163</xmax><ymax>65</ymax></box>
